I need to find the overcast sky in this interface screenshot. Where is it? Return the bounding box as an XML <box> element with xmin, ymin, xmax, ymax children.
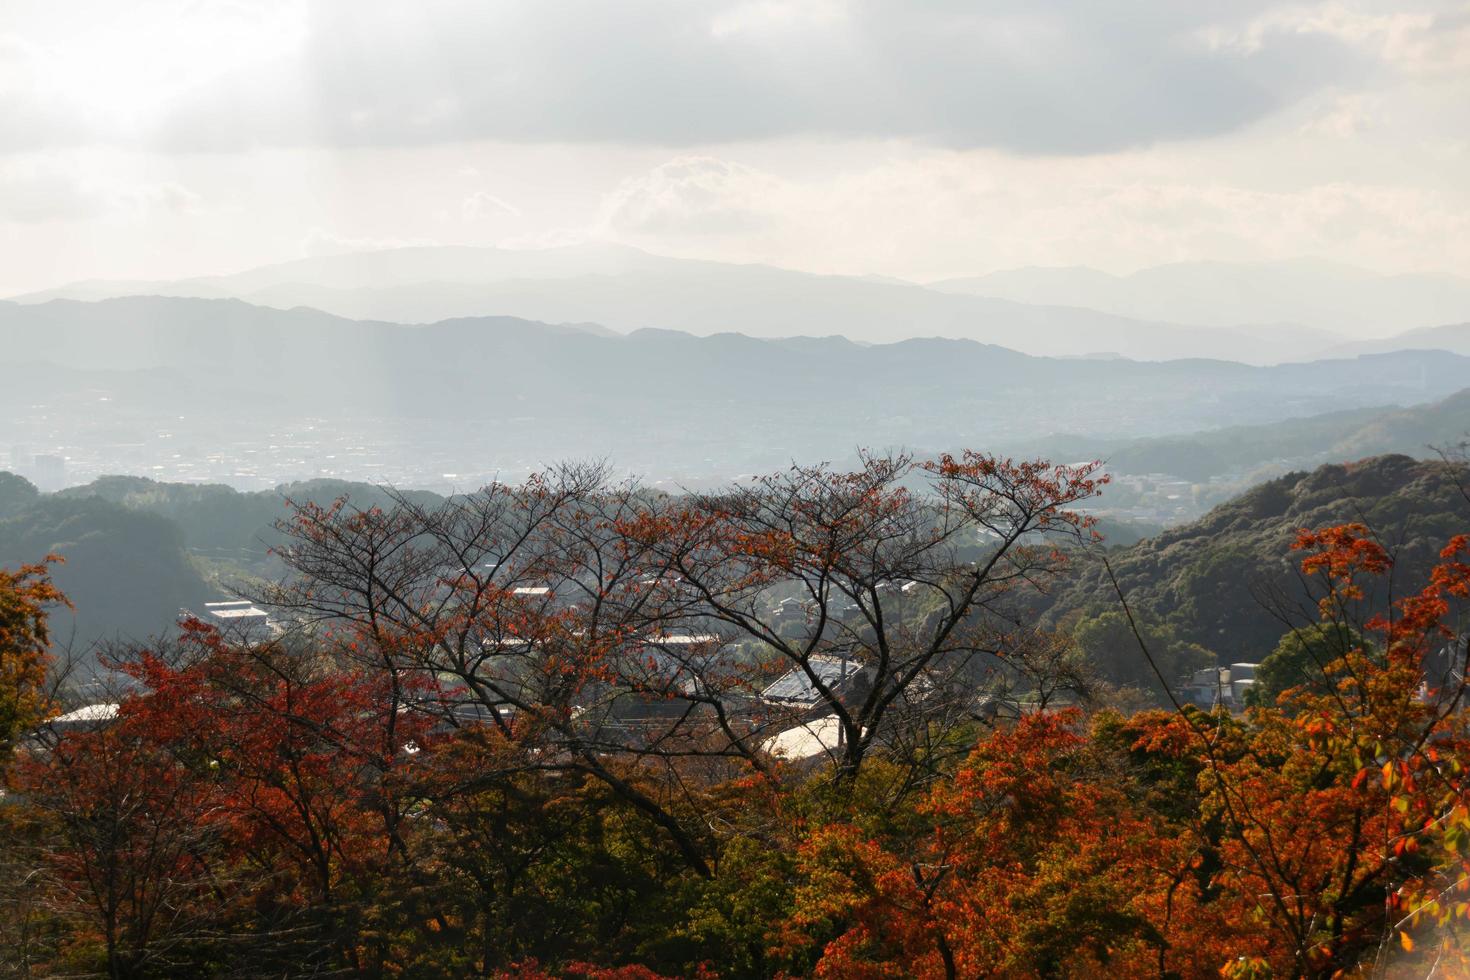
<box><xmin>2</xmin><ymin>0</ymin><xmax>1468</xmax><ymax>294</ymax></box>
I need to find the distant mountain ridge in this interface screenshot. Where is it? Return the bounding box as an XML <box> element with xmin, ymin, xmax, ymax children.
<box><xmin>1028</xmin><ymin>387</ymin><xmax>1470</xmax><ymax>485</ymax></box>
<box><xmin>2</xmin><ymin>295</ymin><xmax>1468</xmax><ymax>492</ymax></box>
<box><xmin>930</xmin><ymin>258</ymin><xmax>1470</xmax><ymax>338</ymax></box>
<box><xmin>4</xmin><ymin>244</ymin><xmax>1366</xmax><ymax>364</ymax></box>
<box><xmin>1326</xmin><ymin>322</ymin><xmax>1470</xmax><ymax>358</ymax></box>
<box><xmin>2</xmin><ymin>294</ymin><xmax>1464</xmax><ymax>418</ymax></box>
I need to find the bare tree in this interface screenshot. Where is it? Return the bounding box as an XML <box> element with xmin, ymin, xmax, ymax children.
<box><xmin>626</xmin><ymin>451</ymin><xmax>1104</xmax><ymax>780</ymax></box>
<box><xmin>253</xmin><ymin>453</ymin><xmax>1103</xmax><ymax>873</ymax></box>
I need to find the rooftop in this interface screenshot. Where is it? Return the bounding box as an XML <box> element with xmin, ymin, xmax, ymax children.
<box><xmin>49</xmin><ymin>703</ymin><xmax>120</xmax><ymax>725</ymax></box>
<box><xmin>762</xmin><ymin>655</ymin><xmax>865</xmax><ymax>705</ymax></box>
<box><xmin>762</xmin><ymin>714</ymin><xmax>861</xmax><ymax>763</ymax></box>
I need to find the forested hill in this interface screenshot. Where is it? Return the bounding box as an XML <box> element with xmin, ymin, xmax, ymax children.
<box><xmin>54</xmin><ymin>475</ymin><xmax>445</xmax><ymax>561</ymax></box>
<box><xmin>0</xmin><ymin>488</ymin><xmax>210</xmax><ymax>656</ymax></box>
<box><xmin>1087</xmin><ymin>386</ymin><xmax>1470</xmax><ymax>483</ymax></box>
<box><xmin>0</xmin><ymin>473</ymin><xmax>449</xmax><ymax>656</ymax></box>
<box><xmin>1046</xmin><ymin>454</ymin><xmax>1470</xmax><ymax>663</ymax></box>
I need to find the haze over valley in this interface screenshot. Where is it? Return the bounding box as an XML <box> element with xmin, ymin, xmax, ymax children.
<box><xmin>5</xmin><ymin>3</ymin><xmax>1470</xmax><ymax>975</ymax></box>
<box><xmin>2</xmin><ymin>284</ymin><xmax>1467</xmax><ymax>517</ymax></box>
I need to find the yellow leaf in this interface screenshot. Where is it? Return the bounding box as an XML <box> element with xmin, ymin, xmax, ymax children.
<box><xmin>1401</xmin><ymin>931</ymin><xmax>1414</xmax><ymax>953</ymax></box>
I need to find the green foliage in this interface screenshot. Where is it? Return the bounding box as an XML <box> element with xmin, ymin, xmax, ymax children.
<box><xmin>1045</xmin><ymin>455</ymin><xmax>1470</xmax><ymax>662</ymax></box>
<box><xmin>1246</xmin><ymin>622</ymin><xmax>1364</xmax><ymax>707</ymax></box>
<box><xmin>0</xmin><ymin>472</ymin><xmax>39</xmax><ymax>519</ymax></box>
<box><xmin>1101</xmin><ymin>387</ymin><xmax>1470</xmax><ymax>484</ymax></box>
<box><xmin>58</xmin><ymin>474</ymin><xmax>445</xmax><ymax>568</ymax></box>
<box><xmin>1071</xmin><ymin>609</ymin><xmax>1214</xmax><ymax>694</ymax></box>
<box><xmin>660</xmin><ymin>836</ymin><xmax>796</xmax><ymax>977</ymax></box>
<box><xmin>0</xmin><ymin>497</ymin><xmax>208</xmax><ymax>654</ymax></box>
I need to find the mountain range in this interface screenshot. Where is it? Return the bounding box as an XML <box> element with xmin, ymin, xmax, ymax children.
<box><xmin>14</xmin><ymin>245</ymin><xmax>1470</xmax><ymax>364</ymax></box>
<box><xmin>1033</xmin><ymin>387</ymin><xmax>1470</xmax><ymax>484</ymax></box>
<box><xmin>3</xmin><ymin>294</ymin><xmax>1469</xmax><ymax>495</ymax></box>
<box><xmin>929</xmin><ymin>258</ymin><xmax>1470</xmax><ymax>339</ymax></box>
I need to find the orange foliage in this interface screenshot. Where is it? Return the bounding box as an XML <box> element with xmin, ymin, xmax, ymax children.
<box><xmin>0</xmin><ymin>555</ymin><xmax>68</xmax><ymax>768</ymax></box>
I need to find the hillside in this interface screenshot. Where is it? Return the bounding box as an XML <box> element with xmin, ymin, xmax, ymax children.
<box><xmin>1091</xmin><ymin>387</ymin><xmax>1470</xmax><ymax>482</ymax></box>
<box><xmin>1045</xmin><ymin>455</ymin><xmax>1469</xmax><ymax>664</ymax></box>
<box><xmin>0</xmin><ymin>474</ymin><xmax>454</xmax><ymax>656</ymax></box>
<box><xmin>5</xmin><ymin>456</ymin><xmax>1464</xmax><ymax>675</ymax></box>
<box><xmin>55</xmin><ymin>475</ymin><xmax>446</xmax><ymax>565</ymax></box>
<box><xmin>0</xmin><ymin>487</ymin><xmax>211</xmax><ymax>654</ymax></box>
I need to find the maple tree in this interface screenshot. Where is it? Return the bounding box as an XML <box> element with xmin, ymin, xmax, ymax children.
<box><xmin>14</xmin><ymin>618</ymin><xmax>444</xmax><ymax>976</ymax></box>
<box><xmin>1112</xmin><ymin>522</ymin><xmax>1470</xmax><ymax>977</ymax></box>
<box><xmin>16</xmin><ymin>701</ymin><xmax>223</xmax><ymax>976</ymax></box>
<box><xmin>255</xmin><ymin>453</ymin><xmax>1105</xmax><ymax>875</ymax></box>
<box><xmin>775</xmin><ymin>710</ymin><xmax>1243</xmax><ymax>979</ymax></box>
<box><xmin>754</xmin><ymin>516</ymin><xmax>1470</xmax><ymax>978</ymax></box>
<box><xmin>628</xmin><ymin>451</ymin><xmax>1106</xmax><ymax>782</ymax></box>
<box><xmin>0</xmin><ymin>556</ymin><xmax>68</xmax><ymax>771</ymax></box>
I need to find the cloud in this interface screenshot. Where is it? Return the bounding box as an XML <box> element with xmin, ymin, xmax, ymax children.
<box><xmin>461</xmin><ymin>190</ymin><xmax>521</xmax><ymax>221</ymax></box>
<box><xmin>1</xmin><ymin>1</ymin><xmax>309</xmax><ymax>150</ymax></box>
<box><xmin>297</xmin><ymin>229</ymin><xmax>440</xmax><ymax>257</ymax></box>
<box><xmin>0</xmin><ymin>160</ymin><xmax>202</xmax><ymax>223</ymax></box>
<box><xmin>1298</xmin><ymin>92</ymin><xmax>1383</xmax><ymax>137</ymax></box>
<box><xmin>588</xmin><ymin>149</ymin><xmax>1470</xmax><ymax>279</ymax></box>
<box><xmin>117</xmin><ymin>181</ymin><xmax>203</xmax><ymax>216</ymax></box>
<box><xmin>599</xmin><ymin>157</ymin><xmax>785</xmax><ymax>235</ymax></box>
<box><xmin>0</xmin><ymin>169</ymin><xmax>106</xmax><ymax>222</ymax></box>
<box><xmin>1205</xmin><ymin>2</ymin><xmax>1470</xmax><ymax>77</ymax></box>
<box><xmin>1</xmin><ymin>0</ymin><xmax>1393</xmax><ymax>155</ymax></box>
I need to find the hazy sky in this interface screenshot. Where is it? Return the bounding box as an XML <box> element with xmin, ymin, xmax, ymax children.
<box><xmin>2</xmin><ymin>0</ymin><xmax>1468</xmax><ymax>294</ymax></box>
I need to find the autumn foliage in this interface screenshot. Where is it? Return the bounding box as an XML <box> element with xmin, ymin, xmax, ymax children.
<box><xmin>0</xmin><ymin>555</ymin><xmax>67</xmax><ymax>768</ymax></box>
<box><xmin>5</xmin><ymin>455</ymin><xmax>1470</xmax><ymax>977</ymax></box>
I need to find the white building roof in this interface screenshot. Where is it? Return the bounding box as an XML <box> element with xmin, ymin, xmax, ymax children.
<box><xmin>762</xmin><ymin>714</ymin><xmax>862</xmax><ymax>763</ymax></box>
<box><xmin>49</xmin><ymin>703</ymin><xmax>120</xmax><ymax>725</ymax></box>
<box><xmin>209</xmin><ymin>606</ymin><xmax>269</xmax><ymax>620</ymax></box>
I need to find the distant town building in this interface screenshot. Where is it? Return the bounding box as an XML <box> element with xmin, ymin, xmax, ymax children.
<box><xmin>31</xmin><ymin>453</ymin><xmax>65</xmax><ymax>491</ymax></box>
<box><xmin>189</xmin><ymin>599</ymin><xmax>274</xmax><ymax>640</ymax></box>
<box><xmin>511</xmin><ymin>586</ymin><xmax>551</xmax><ymax>598</ymax></box>
<box><xmin>762</xmin><ymin>714</ymin><xmax>853</xmax><ymax>763</ymax></box>
<box><xmin>42</xmin><ymin>703</ymin><xmax>120</xmax><ymax>734</ymax></box>
<box><xmin>761</xmin><ymin>655</ymin><xmax>870</xmax><ymax>715</ymax></box>
<box><xmin>1182</xmin><ymin>664</ymin><xmax>1258</xmax><ymax>710</ymax></box>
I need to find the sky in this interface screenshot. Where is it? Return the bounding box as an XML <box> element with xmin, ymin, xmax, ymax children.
<box><xmin>1</xmin><ymin>0</ymin><xmax>1468</xmax><ymax>295</ymax></box>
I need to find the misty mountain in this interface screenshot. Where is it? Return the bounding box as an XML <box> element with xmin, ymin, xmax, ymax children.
<box><xmin>12</xmin><ymin>244</ymin><xmax>675</xmax><ymax>301</ymax></box>
<box><xmin>3</xmin><ymin>296</ymin><xmax>1468</xmax><ymax>494</ymax></box>
<box><xmin>2</xmin><ymin>296</ymin><xmax>1463</xmax><ymax>421</ymax></box>
<box><xmin>1033</xmin><ymin>387</ymin><xmax>1470</xmax><ymax>484</ymax></box>
<box><xmin>1325</xmin><ymin>321</ymin><xmax>1470</xmax><ymax>358</ymax></box>
<box><xmin>10</xmin><ymin>245</ymin><xmax>1347</xmax><ymax>364</ymax></box>
<box><xmin>930</xmin><ymin>258</ymin><xmax>1470</xmax><ymax>338</ymax></box>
